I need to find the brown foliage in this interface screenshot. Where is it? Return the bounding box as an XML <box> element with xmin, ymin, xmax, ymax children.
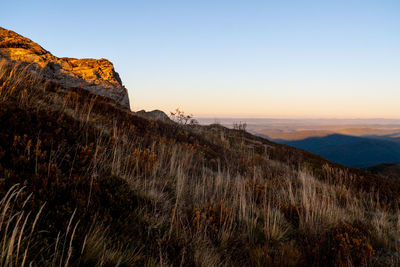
<box><xmin>328</xmin><ymin>222</ymin><xmax>374</xmax><ymax>266</ymax></box>
<box><xmin>187</xmin><ymin>201</ymin><xmax>234</xmax><ymax>237</ymax></box>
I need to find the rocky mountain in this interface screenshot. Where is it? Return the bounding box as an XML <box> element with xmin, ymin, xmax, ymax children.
<box><xmin>0</xmin><ymin>27</ymin><xmax>130</xmax><ymax>109</ymax></box>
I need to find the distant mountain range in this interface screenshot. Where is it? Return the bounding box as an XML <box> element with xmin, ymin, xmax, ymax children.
<box><xmin>274</xmin><ymin>134</ymin><xmax>400</xmax><ymax>168</ymax></box>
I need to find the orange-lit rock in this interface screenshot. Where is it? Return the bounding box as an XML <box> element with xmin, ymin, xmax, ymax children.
<box><xmin>0</xmin><ymin>27</ymin><xmax>130</xmax><ymax>109</ymax></box>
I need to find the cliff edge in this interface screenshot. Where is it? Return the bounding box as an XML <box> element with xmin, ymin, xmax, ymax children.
<box><xmin>0</xmin><ymin>27</ymin><xmax>130</xmax><ymax>109</ymax></box>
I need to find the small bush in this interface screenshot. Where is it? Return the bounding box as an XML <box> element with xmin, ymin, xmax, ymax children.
<box><xmin>187</xmin><ymin>201</ymin><xmax>234</xmax><ymax>238</ymax></box>
<box><xmin>327</xmin><ymin>222</ymin><xmax>374</xmax><ymax>266</ymax></box>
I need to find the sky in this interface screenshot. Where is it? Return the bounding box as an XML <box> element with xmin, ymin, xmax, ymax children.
<box><xmin>2</xmin><ymin>0</ymin><xmax>400</xmax><ymax>118</ymax></box>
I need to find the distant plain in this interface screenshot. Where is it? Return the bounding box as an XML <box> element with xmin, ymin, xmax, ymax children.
<box><xmin>198</xmin><ymin>118</ymin><xmax>400</xmax><ymax>168</ymax></box>
<box><xmin>197</xmin><ymin>118</ymin><xmax>400</xmax><ymax>141</ymax></box>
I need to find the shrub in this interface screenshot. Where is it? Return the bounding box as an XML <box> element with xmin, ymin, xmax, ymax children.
<box><xmin>187</xmin><ymin>201</ymin><xmax>234</xmax><ymax>238</ymax></box>
<box><xmin>327</xmin><ymin>222</ymin><xmax>374</xmax><ymax>266</ymax></box>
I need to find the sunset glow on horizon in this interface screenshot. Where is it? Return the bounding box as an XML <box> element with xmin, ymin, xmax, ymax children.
<box><xmin>2</xmin><ymin>0</ymin><xmax>400</xmax><ymax>119</ymax></box>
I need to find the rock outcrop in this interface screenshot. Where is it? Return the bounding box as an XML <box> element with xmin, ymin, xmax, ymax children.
<box><xmin>0</xmin><ymin>27</ymin><xmax>130</xmax><ymax>109</ymax></box>
<box><xmin>136</xmin><ymin>109</ymin><xmax>172</xmax><ymax>123</ymax></box>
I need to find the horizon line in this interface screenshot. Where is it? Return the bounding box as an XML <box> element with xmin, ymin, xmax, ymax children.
<box><xmin>193</xmin><ymin>116</ymin><xmax>400</xmax><ymax>120</ymax></box>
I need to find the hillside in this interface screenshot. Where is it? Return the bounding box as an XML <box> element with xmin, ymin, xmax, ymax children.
<box><xmin>1</xmin><ymin>29</ymin><xmax>400</xmax><ymax>266</ymax></box>
<box><xmin>279</xmin><ymin>134</ymin><xmax>400</xmax><ymax>168</ymax></box>
<box><xmin>367</xmin><ymin>163</ymin><xmax>400</xmax><ymax>181</ymax></box>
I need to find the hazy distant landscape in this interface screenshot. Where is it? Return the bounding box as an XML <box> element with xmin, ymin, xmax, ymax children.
<box><xmin>197</xmin><ymin>118</ymin><xmax>400</xmax><ymax>139</ymax></box>
<box><xmin>198</xmin><ymin>118</ymin><xmax>400</xmax><ymax>168</ymax></box>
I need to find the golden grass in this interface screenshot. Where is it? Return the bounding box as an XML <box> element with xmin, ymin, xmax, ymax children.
<box><xmin>1</xmin><ymin>58</ymin><xmax>400</xmax><ymax>266</ymax></box>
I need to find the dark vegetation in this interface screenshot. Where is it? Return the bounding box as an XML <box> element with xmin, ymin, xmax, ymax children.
<box><xmin>1</xmin><ymin>59</ymin><xmax>400</xmax><ymax>266</ymax></box>
<box><xmin>367</xmin><ymin>163</ymin><xmax>400</xmax><ymax>182</ymax></box>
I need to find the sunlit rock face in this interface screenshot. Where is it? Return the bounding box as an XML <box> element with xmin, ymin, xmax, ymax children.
<box><xmin>0</xmin><ymin>27</ymin><xmax>130</xmax><ymax>109</ymax></box>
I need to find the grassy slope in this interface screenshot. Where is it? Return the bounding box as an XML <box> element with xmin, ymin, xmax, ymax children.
<box><xmin>367</xmin><ymin>163</ymin><xmax>400</xmax><ymax>181</ymax></box>
<box><xmin>1</xmin><ymin>59</ymin><xmax>400</xmax><ymax>266</ymax></box>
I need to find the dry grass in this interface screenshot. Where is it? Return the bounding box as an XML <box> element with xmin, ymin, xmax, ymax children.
<box><xmin>1</xmin><ymin>58</ymin><xmax>400</xmax><ymax>266</ymax></box>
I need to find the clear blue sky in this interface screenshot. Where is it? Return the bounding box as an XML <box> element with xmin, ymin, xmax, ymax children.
<box><xmin>2</xmin><ymin>0</ymin><xmax>400</xmax><ymax>118</ymax></box>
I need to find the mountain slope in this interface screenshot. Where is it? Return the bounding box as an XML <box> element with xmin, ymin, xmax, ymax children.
<box><xmin>1</xmin><ymin>29</ymin><xmax>400</xmax><ymax>266</ymax></box>
<box><xmin>279</xmin><ymin>134</ymin><xmax>400</xmax><ymax>168</ymax></box>
<box><xmin>367</xmin><ymin>163</ymin><xmax>400</xmax><ymax>181</ymax></box>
